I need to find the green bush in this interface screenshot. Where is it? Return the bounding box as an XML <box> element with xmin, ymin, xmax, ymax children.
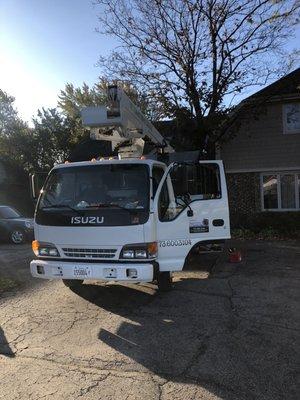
<box><xmin>231</xmin><ymin>212</ymin><xmax>300</xmax><ymax>239</ymax></box>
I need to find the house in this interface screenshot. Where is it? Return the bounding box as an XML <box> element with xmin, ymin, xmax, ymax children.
<box><xmin>218</xmin><ymin>68</ymin><xmax>300</xmax><ymax>222</ymax></box>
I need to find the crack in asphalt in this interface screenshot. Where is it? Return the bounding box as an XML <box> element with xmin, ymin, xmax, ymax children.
<box><xmin>8</xmin><ymin>353</ymin><xmax>155</xmax><ymax>377</ymax></box>
<box><xmin>77</xmin><ymin>374</ymin><xmax>111</xmax><ymax>397</ymax></box>
<box><xmin>1</xmin><ymin>242</ymin><xmax>300</xmax><ymax>400</ymax></box>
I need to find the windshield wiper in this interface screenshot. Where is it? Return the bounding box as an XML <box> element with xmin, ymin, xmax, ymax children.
<box><xmin>40</xmin><ymin>204</ymin><xmax>83</xmax><ymax>215</ymax></box>
<box><xmin>84</xmin><ymin>204</ymin><xmax>139</xmax><ymax>212</ymax></box>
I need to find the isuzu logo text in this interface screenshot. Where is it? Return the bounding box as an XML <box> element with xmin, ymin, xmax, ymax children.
<box><xmin>71</xmin><ymin>216</ymin><xmax>104</xmax><ymax>225</ymax></box>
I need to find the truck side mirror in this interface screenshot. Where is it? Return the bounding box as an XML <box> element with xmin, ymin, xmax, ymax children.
<box><xmin>30</xmin><ymin>174</ymin><xmax>37</xmax><ymax>200</ymax></box>
<box><xmin>29</xmin><ymin>173</ymin><xmax>48</xmax><ymax>202</ymax></box>
<box><xmin>29</xmin><ymin>174</ymin><xmax>37</xmax><ymax>200</ymax></box>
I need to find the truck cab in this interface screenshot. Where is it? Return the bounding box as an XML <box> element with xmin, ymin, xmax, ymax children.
<box><xmin>30</xmin><ymin>157</ymin><xmax>230</xmax><ymax>291</ymax></box>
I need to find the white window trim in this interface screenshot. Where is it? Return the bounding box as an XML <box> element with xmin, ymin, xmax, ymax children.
<box><xmin>282</xmin><ymin>103</ymin><xmax>300</xmax><ymax>135</ymax></box>
<box><xmin>260</xmin><ymin>172</ymin><xmax>300</xmax><ymax>211</ymax></box>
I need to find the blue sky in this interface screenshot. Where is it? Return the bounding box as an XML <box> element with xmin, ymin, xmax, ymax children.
<box><xmin>0</xmin><ymin>0</ymin><xmax>117</xmax><ymax>122</ymax></box>
<box><xmin>0</xmin><ymin>0</ymin><xmax>299</xmax><ymax>123</ymax></box>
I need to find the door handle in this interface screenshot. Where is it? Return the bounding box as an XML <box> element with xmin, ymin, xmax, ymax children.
<box><xmin>212</xmin><ymin>219</ymin><xmax>224</xmax><ymax>226</ymax></box>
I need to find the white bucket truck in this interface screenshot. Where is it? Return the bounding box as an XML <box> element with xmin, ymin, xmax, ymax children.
<box><xmin>30</xmin><ymin>86</ymin><xmax>230</xmax><ymax>291</ymax></box>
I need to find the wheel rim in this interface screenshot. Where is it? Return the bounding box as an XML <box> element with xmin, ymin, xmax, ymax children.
<box><xmin>11</xmin><ymin>230</ymin><xmax>24</xmax><ymax>244</ymax></box>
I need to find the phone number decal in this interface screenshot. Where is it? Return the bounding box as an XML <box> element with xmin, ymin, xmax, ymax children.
<box><xmin>159</xmin><ymin>239</ymin><xmax>191</xmax><ymax>247</ymax></box>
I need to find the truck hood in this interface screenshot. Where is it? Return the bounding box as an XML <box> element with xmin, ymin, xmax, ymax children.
<box><xmin>35</xmin><ymin>224</ymin><xmax>145</xmax><ymax>246</ymax></box>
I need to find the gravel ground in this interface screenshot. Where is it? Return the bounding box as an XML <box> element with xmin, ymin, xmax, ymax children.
<box><xmin>0</xmin><ymin>240</ymin><xmax>299</xmax><ymax>399</ymax></box>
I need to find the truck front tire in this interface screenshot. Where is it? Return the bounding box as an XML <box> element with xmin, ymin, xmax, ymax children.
<box><xmin>62</xmin><ymin>279</ymin><xmax>84</xmax><ymax>289</ymax></box>
<box><xmin>157</xmin><ymin>271</ymin><xmax>172</xmax><ymax>292</ymax></box>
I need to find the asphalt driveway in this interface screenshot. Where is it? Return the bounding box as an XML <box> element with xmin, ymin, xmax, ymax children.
<box><xmin>0</xmin><ymin>241</ymin><xmax>299</xmax><ymax>399</ymax></box>
<box><xmin>0</xmin><ymin>243</ymin><xmax>35</xmax><ymax>293</ymax></box>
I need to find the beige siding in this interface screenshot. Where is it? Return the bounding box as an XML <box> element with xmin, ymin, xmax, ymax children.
<box><xmin>220</xmin><ymin>102</ymin><xmax>300</xmax><ymax>171</ymax></box>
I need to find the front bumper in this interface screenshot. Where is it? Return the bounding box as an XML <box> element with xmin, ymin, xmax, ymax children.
<box><xmin>30</xmin><ymin>259</ymin><xmax>154</xmax><ymax>282</ymax></box>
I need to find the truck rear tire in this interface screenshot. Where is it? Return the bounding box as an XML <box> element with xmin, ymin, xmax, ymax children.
<box><xmin>157</xmin><ymin>271</ymin><xmax>172</xmax><ymax>292</ymax></box>
<box><xmin>62</xmin><ymin>279</ymin><xmax>84</xmax><ymax>289</ymax></box>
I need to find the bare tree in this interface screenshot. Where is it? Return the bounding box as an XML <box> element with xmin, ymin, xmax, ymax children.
<box><xmin>95</xmin><ymin>0</ymin><xmax>300</xmax><ymax>146</ymax></box>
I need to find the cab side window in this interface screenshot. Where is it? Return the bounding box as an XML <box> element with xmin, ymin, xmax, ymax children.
<box><xmin>158</xmin><ymin>179</ymin><xmax>185</xmax><ymax>222</ymax></box>
<box><xmin>158</xmin><ymin>163</ymin><xmax>221</xmax><ymax>222</ymax></box>
<box><xmin>171</xmin><ymin>163</ymin><xmax>221</xmax><ymax>201</ymax></box>
<box><xmin>158</xmin><ymin>180</ymin><xmax>170</xmax><ymax>220</ymax></box>
<box><xmin>186</xmin><ymin>163</ymin><xmax>221</xmax><ymax>200</ymax></box>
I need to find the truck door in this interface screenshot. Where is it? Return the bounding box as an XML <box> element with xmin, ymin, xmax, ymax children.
<box><xmin>154</xmin><ymin>161</ymin><xmax>230</xmax><ymax>272</ymax></box>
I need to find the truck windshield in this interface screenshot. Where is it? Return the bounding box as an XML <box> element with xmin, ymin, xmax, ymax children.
<box><xmin>39</xmin><ymin>164</ymin><xmax>150</xmax><ymax>211</ymax></box>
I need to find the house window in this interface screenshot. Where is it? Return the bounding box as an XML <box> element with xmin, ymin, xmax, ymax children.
<box><xmin>298</xmin><ymin>174</ymin><xmax>300</xmax><ymax>203</ymax></box>
<box><xmin>263</xmin><ymin>175</ymin><xmax>278</xmax><ymax>209</ymax></box>
<box><xmin>281</xmin><ymin>175</ymin><xmax>295</xmax><ymax>208</ymax></box>
<box><xmin>261</xmin><ymin>173</ymin><xmax>300</xmax><ymax>211</ymax></box>
<box><xmin>283</xmin><ymin>103</ymin><xmax>300</xmax><ymax>134</ymax></box>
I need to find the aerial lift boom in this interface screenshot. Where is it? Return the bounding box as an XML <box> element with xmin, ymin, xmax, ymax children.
<box><xmin>81</xmin><ymin>85</ymin><xmax>173</xmax><ymax>158</ymax></box>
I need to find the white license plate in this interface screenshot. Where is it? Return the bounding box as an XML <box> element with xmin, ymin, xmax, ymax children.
<box><xmin>73</xmin><ymin>266</ymin><xmax>92</xmax><ymax>278</ymax></box>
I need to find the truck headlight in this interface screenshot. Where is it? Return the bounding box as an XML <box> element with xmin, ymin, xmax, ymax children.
<box><xmin>122</xmin><ymin>249</ymin><xmax>135</xmax><ymax>259</ymax></box>
<box><xmin>32</xmin><ymin>240</ymin><xmax>60</xmax><ymax>257</ymax></box>
<box><xmin>120</xmin><ymin>242</ymin><xmax>157</xmax><ymax>260</ymax></box>
<box><xmin>135</xmin><ymin>249</ymin><xmax>147</xmax><ymax>259</ymax></box>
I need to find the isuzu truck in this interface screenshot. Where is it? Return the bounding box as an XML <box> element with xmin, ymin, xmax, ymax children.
<box><xmin>30</xmin><ymin>86</ymin><xmax>230</xmax><ymax>291</ymax></box>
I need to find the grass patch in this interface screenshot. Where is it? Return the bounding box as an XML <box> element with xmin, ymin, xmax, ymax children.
<box><xmin>231</xmin><ymin>227</ymin><xmax>299</xmax><ymax>241</ymax></box>
<box><xmin>0</xmin><ymin>277</ymin><xmax>20</xmax><ymax>293</ymax></box>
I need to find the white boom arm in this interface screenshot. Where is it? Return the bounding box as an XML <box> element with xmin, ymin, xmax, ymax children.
<box><xmin>81</xmin><ymin>85</ymin><xmax>173</xmax><ymax>157</ymax></box>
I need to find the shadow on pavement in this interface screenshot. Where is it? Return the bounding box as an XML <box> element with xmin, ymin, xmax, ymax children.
<box><xmin>0</xmin><ymin>327</ymin><xmax>15</xmax><ymax>357</ymax></box>
<box><xmin>69</xmin><ymin>248</ymin><xmax>299</xmax><ymax>400</ymax></box>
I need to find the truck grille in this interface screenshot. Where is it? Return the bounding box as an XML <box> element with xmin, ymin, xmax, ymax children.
<box><xmin>62</xmin><ymin>248</ymin><xmax>117</xmax><ymax>259</ymax></box>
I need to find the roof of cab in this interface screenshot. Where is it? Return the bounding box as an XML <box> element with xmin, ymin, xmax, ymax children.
<box><xmin>52</xmin><ymin>158</ymin><xmax>166</xmax><ymax>170</ymax></box>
